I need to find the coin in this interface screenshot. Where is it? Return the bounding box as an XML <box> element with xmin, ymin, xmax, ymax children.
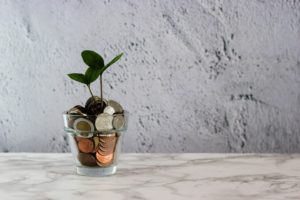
<box><xmin>68</xmin><ymin>107</ymin><xmax>84</xmax><ymax>116</ymax></box>
<box><xmin>103</xmin><ymin>106</ymin><xmax>116</xmax><ymax>115</ymax></box>
<box><xmin>73</xmin><ymin>118</ymin><xmax>94</xmax><ymax>133</ymax></box>
<box><xmin>99</xmin><ymin>138</ymin><xmax>116</xmax><ymax>145</ymax></box>
<box><xmin>97</xmin><ymin>145</ymin><xmax>108</xmax><ymax>153</ymax></box>
<box><xmin>77</xmin><ymin>138</ymin><xmax>94</xmax><ymax>153</ymax></box>
<box><xmin>112</xmin><ymin>115</ymin><xmax>125</xmax><ymax>130</ymax></box>
<box><xmin>85</xmin><ymin>96</ymin><xmax>107</xmax><ymax>115</ymax></box>
<box><xmin>95</xmin><ymin>113</ymin><xmax>113</xmax><ymax>131</ymax></box>
<box><xmin>73</xmin><ymin>105</ymin><xmax>87</xmax><ymax>114</ymax></box>
<box><xmin>100</xmin><ymin>133</ymin><xmax>116</xmax><ymax>137</ymax></box>
<box><xmin>93</xmin><ymin>136</ymin><xmax>100</xmax><ymax>147</ymax></box>
<box><xmin>98</xmin><ymin>138</ymin><xmax>116</xmax><ymax>147</ymax></box>
<box><xmin>85</xmin><ymin>96</ymin><xmax>102</xmax><ymax>108</ymax></box>
<box><xmin>99</xmin><ymin>138</ymin><xmax>116</xmax><ymax>147</ymax></box>
<box><xmin>99</xmin><ymin>133</ymin><xmax>116</xmax><ymax>140</ymax></box>
<box><xmin>93</xmin><ymin>136</ymin><xmax>100</xmax><ymax>150</ymax></box>
<box><xmin>67</xmin><ymin>106</ymin><xmax>86</xmax><ymax>128</ymax></box>
<box><xmin>107</xmin><ymin>100</ymin><xmax>123</xmax><ymax>113</ymax></box>
<box><xmin>97</xmin><ymin>150</ymin><xmax>112</xmax><ymax>157</ymax></box>
<box><xmin>99</xmin><ymin>135</ymin><xmax>116</xmax><ymax>144</ymax></box>
<box><xmin>77</xmin><ymin>153</ymin><xmax>97</xmax><ymax>166</ymax></box>
<box><xmin>75</xmin><ymin>136</ymin><xmax>84</xmax><ymax>142</ymax></box>
<box><xmin>97</xmin><ymin>145</ymin><xmax>115</xmax><ymax>155</ymax></box>
<box><xmin>97</xmin><ymin>135</ymin><xmax>117</xmax><ymax>155</ymax></box>
<box><xmin>96</xmin><ymin>152</ymin><xmax>113</xmax><ymax>166</ymax></box>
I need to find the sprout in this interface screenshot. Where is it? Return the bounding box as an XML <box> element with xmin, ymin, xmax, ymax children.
<box><xmin>68</xmin><ymin>50</ymin><xmax>123</xmax><ymax>109</ymax></box>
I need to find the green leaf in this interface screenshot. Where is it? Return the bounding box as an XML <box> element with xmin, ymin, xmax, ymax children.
<box><xmin>84</xmin><ymin>67</ymin><xmax>101</xmax><ymax>84</ymax></box>
<box><xmin>68</xmin><ymin>73</ymin><xmax>87</xmax><ymax>84</ymax></box>
<box><xmin>100</xmin><ymin>53</ymin><xmax>124</xmax><ymax>75</ymax></box>
<box><xmin>81</xmin><ymin>50</ymin><xmax>104</xmax><ymax>69</ymax></box>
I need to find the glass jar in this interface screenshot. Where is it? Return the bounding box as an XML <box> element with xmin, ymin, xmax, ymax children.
<box><xmin>63</xmin><ymin>111</ymin><xmax>128</xmax><ymax>176</ymax></box>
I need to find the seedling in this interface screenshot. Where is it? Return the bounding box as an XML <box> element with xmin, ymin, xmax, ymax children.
<box><xmin>68</xmin><ymin>50</ymin><xmax>123</xmax><ymax>108</ymax></box>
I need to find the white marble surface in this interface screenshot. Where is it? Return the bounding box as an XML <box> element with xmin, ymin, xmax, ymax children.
<box><xmin>0</xmin><ymin>153</ymin><xmax>299</xmax><ymax>200</ymax></box>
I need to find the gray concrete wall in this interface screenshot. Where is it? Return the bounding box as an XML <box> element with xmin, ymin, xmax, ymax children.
<box><xmin>0</xmin><ymin>0</ymin><xmax>299</xmax><ymax>152</ymax></box>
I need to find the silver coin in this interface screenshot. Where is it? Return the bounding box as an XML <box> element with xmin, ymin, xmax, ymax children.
<box><xmin>73</xmin><ymin>118</ymin><xmax>95</xmax><ymax>133</ymax></box>
<box><xmin>68</xmin><ymin>107</ymin><xmax>85</xmax><ymax>117</ymax></box>
<box><xmin>112</xmin><ymin>115</ymin><xmax>125</xmax><ymax>130</ymax></box>
<box><xmin>95</xmin><ymin>113</ymin><xmax>113</xmax><ymax>131</ymax></box>
<box><xmin>73</xmin><ymin>105</ymin><xmax>87</xmax><ymax>113</ymax></box>
<box><xmin>103</xmin><ymin>105</ymin><xmax>116</xmax><ymax>115</ymax></box>
<box><xmin>107</xmin><ymin>100</ymin><xmax>123</xmax><ymax>113</ymax></box>
<box><xmin>67</xmin><ymin>107</ymin><xmax>86</xmax><ymax>128</ymax></box>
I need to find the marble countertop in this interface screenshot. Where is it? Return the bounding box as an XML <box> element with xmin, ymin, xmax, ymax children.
<box><xmin>0</xmin><ymin>153</ymin><xmax>299</xmax><ymax>200</ymax></box>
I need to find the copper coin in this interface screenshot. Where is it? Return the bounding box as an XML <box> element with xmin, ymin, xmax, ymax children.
<box><xmin>97</xmin><ymin>146</ymin><xmax>115</xmax><ymax>156</ymax></box>
<box><xmin>97</xmin><ymin>145</ymin><xmax>108</xmax><ymax>153</ymax></box>
<box><xmin>98</xmin><ymin>142</ymin><xmax>115</xmax><ymax>149</ymax></box>
<box><xmin>98</xmin><ymin>134</ymin><xmax>117</xmax><ymax>145</ymax></box>
<box><xmin>77</xmin><ymin>138</ymin><xmax>94</xmax><ymax>153</ymax></box>
<box><xmin>99</xmin><ymin>135</ymin><xmax>116</xmax><ymax>142</ymax></box>
<box><xmin>99</xmin><ymin>143</ymin><xmax>116</xmax><ymax>150</ymax></box>
<box><xmin>75</xmin><ymin>136</ymin><xmax>84</xmax><ymax>142</ymax></box>
<box><xmin>99</xmin><ymin>140</ymin><xmax>116</xmax><ymax>148</ymax></box>
<box><xmin>77</xmin><ymin>153</ymin><xmax>97</xmax><ymax>166</ymax></box>
<box><xmin>97</xmin><ymin>139</ymin><xmax>117</xmax><ymax>155</ymax></box>
<box><xmin>96</xmin><ymin>152</ymin><xmax>113</xmax><ymax>166</ymax></box>
<box><xmin>99</xmin><ymin>141</ymin><xmax>116</xmax><ymax>148</ymax></box>
<box><xmin>98</xmin><ymin>143</ymin><xmax>115</xmax><ymax>152</ymax></box>
<box><xmin>99</xmin><ymin>137</ymin><xmax>116</xmax><ymax>143</ymax></box>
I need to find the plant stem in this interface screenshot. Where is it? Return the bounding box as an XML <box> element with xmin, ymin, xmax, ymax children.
<box><xmin>100</xmin><ymin>75</ymin><xmax>103</xmax><ymax>109</ymax></box>
<box><xmin>87</xmin><ymin>85</ymin><xmax>96</xmax><ymax>101</ymax></box>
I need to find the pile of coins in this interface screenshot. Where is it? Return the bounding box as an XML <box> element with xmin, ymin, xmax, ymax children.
<box><xmin>75</xmin><ymin>133</ymin><xmax>117</xmax><ymax>166</ymax></box>
<box><xmin>66</xmin><ymin>96</ymin><xmax>125</xmax><ymax>167</ymax></box>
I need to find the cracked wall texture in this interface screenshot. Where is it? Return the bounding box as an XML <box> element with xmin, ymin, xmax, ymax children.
<box><xmin>0</xmin><ymin>0</ymin><xmax>299</xmax><ymax>153</ymax></box>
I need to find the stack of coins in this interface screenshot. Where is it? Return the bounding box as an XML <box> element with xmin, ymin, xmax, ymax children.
<box><xmin>95</xmin><ymin>133</ymin><xmax>117</xmax><ymax>166</ymax></box>
<box><xmin>66</xmin><ymin>96</ymin><xmax>124</xmax><ymax>168</ymax></box>
<box><xmin>75</xmin><ymin>134</ymin><xmax>118</xmax><ymax>167</ymax></box>
<box><xmin>75</xmin><ymin>137</ymin><xmax>97</xmax><ymax>166</ymax></box>
<box><xmin>67</xmin><ymin>98</ymin><xmax>126</xmax><ymax>133</ymax></box>
<box><xmin>95</xmin><ymin>100</ymin><xmax>125</xmax><ymax>131</ymax></box>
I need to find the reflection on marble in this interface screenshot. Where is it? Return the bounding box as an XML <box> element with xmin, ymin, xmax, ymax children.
<box><xmin>0</xmin><ymin>153</ymin><xmax>299</xmax><ymax>200</ymax></box>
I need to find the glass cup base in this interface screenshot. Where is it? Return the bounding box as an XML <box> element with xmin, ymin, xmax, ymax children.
<box><xmin>76</xmin><ymin>165</ymin><xmax>117</xmax><ymax>176</ymax></box>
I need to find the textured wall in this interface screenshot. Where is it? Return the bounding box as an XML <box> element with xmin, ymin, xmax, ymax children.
<box><xmin>0</xmin><ymin>0</ymin><xmax>299</xmax><ymax>153</ymax></box>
